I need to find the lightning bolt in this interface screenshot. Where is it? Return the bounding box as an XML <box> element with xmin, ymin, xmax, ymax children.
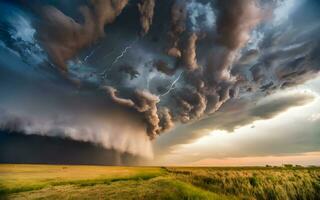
<box><xmin>101</xmin><ymin>38</ymin><xmax>138</xmax><ymax>78</ymax></box>
<box><xmin>83</xmin><ymin>45</ymin><xmax>102</xmax><ymax>63</ymax></box>
<box><xmin>160</xmin><ymin>71</ymin><xmax>183</xmax><ymax>97</ymax></box>
<box><xmin>84</xmin><ymin>48</ymin><xmax>97</xmax><ymax>62</ymax></box>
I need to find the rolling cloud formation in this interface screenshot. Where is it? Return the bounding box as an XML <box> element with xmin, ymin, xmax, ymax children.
<box><xmin>0</xmin><ymin>0</ymin><xmax>319</xmax><ymax>158</ymax></box>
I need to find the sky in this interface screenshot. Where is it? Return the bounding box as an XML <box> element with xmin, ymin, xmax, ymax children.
<box><xmin>154</xmin><ymin>77</ymin><xmax>320</xmax><ymax>166</ymax></box>
<box><xmin>0</xmin><ymin>0</ymin><xmax>319</xmax><ymax>166</ymax></box>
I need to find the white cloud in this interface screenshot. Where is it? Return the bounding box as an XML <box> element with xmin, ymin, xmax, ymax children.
<box><xmin>186</xmin><ymin>0</ymin><xmax>215</xmax><ymax>32</ymax></box>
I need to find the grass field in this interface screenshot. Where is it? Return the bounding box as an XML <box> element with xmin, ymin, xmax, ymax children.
<box><xmin>0</xmin><ymin>165</ymin><xmax>319</xmax><ymax>200</ymax></box>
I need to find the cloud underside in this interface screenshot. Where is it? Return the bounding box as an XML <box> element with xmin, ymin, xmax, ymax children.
<box><xmin>0</xmin><ymin>0</ymin><xmax>319</xmax><ymax>159</ymax></box>
<box><xmin>154</xmin><ymin>91</ymin><xmax>316</xmax><ymax>157</ymax></box>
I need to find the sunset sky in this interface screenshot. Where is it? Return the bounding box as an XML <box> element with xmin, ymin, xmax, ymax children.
<box><xmin>154</xmin><ymin>78</ymin><xmax>320</xmax><ymax>166</ymax></box>
<box><xmin>0</xmin><ymin>0</ymin><xmax>319</xmax><ymax>166</ymax></box>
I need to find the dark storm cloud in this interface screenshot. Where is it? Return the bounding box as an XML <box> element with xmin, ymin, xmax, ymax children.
<box><xmin>161</xmin><ymin>0</ymin><xmax>263</xmax><ymax>128</ymax></box>
<box><xmin>35</xmin><ymin>0</ymin><xmax>129</xmax><ymax>71</ymax></box>
<box><xmin>0</xmin><ymin>53</ymin><xmax>153</xmax><ymax>158</ymax></box>
<box><xmin>0</xmin><ymin>131</ymin><xmax>142</xmax><ymax>165</ymax></box>
<box><xmin>5</xmin><ymin>0</ymin><xmax>265</xmax><ymax>137</ymax></box>
<box><xmin>0</xmin><ymin>0</ymin><xmax>320</xmax><ymax>161</ymax></box>
<box><xmin>243</xmin><ymin>28</ymin><xmax>320</xmax><ymax>93</ymax></box>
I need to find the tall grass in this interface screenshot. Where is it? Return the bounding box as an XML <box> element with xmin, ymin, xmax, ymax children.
<box><xmin>166</xmin><ymin>167</ymin><xmax>320</xmax><ymax>200</ymax></box>
<box><xmin>1</xmin><ymin>165</ymin><xmax>319</xmax><ymax>200</ymax></box>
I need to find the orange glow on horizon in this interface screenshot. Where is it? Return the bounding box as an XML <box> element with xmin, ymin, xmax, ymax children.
<box><xmin>189</xmin><ymin>152</ymin><xmax>320</xmax><ymax>166</ymax></box>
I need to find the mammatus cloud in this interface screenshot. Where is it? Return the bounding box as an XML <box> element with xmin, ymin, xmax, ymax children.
<box><xmin>164</xmin><ymin>0</ymin><xmax>263</xmax><ymax>124</ymax></box>
<box><xmin>154</xmin><ymin>90</ymin><xmax>316</xmax><ymax>160</ymax></box>
<box><xmin>181</xmin><ymin>33</ymin><xmax>198</xmax><ymax>70</ymax></box>
<box><xmin>138</xmin><ymin>0</ymin><xmax>156</xmax><ymax>35</ymax></box>
<box><xmin>167</xmin><ymin>0</ymin><xmax>187</xmax><ymax>59</ymax></box>
<box><xmin>0</xmin><ymin>0</ymin><xmax>319</xmax><ymax>160</ymax></box>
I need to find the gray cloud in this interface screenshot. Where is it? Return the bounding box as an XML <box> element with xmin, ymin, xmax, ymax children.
<box><xmin>36</xmin><ymin>0</ymin><xmax>129</xmax><ymax>71</ymax></box>
<box><xmin>154</xmin><ymin>91</ymin><xmax>315</xmax><ymax>157</ymax></box>
<box><xmin>0</xmin><ymin>0</ymin><xmax>320</xmax><ymax>162</ymax></box>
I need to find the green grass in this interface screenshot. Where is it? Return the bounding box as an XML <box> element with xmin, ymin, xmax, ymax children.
<box><xmin>4</xmin><ymin>177</ymin><xmax>234</xmax><ymax>200</ymax></box>
<box><xmin>0</xmin><ymin>165</ymin><xmax>319</xmax><ymax>200</ymax></box>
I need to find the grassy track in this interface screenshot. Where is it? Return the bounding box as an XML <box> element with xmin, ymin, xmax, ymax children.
<box><xmin>0</xmin><ymin>165</ymin><xmax>319</xmax><ymax>200</ymax></box>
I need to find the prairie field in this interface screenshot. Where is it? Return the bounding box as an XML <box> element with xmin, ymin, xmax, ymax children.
<box><xmin>0</xmin><ymin>164</ymin><xmax>319</xmax><ymax>200</ymax></box>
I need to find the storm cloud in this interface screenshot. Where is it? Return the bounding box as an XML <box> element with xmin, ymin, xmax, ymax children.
<box><xmin>0</xmin><ymin>0</ymin><xmax>320</xmax><ymax>162</ymax></box>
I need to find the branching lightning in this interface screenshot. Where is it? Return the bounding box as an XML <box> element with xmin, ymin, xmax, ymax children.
<box><xmin>101</xmin><ymin>38</ymin><xmax>138</xmax><ymax>78</ymax></box>
<box><xmin>160</xmin><ymin>71</ymin><xmax>184</xmax><ymax>97</ymax></box>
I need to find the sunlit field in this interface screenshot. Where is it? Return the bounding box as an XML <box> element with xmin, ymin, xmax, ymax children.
<box><xmin>0</xmin><ymin>164</ymin><xmax>319</xmax><ymax>200</ymax></box>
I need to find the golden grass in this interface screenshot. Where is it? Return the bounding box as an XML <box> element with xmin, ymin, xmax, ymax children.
<box><xmin>0</xmin><ymin>164</ymin><xmax>319</xmax><ymax>200</ymax></box>
<box><xmin>166</xmin><ymin>167</ymin><xmax>320</xmax><ymax>200</ymax></box>
<box><xmin>0</xmin><ymin>164</ymin><xmax>162</xmax><ymax>194</ymax></box>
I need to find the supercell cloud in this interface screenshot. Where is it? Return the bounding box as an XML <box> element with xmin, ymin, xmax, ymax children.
<box><xmin>0</xmin><ymin>0</ymin><xmax>319</xmax><ymax>160</ymax></box>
